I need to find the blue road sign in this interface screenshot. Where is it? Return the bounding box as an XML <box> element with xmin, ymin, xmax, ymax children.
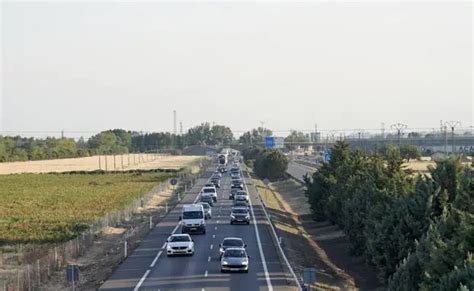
<box><xmin>265</xmin><ymin>136</ymin><xmax>275</xmax><ymax>148</ymax></box>
<box><xmin>66</xmin><ymin>265</ymin><xmax>79</xmax><ymax>282</ymax></box>
<box><xmin>323</xmin><ymin>149</ymin><xmax>331</xmax><ymax>163</ymax></box>
<box><xmin>303</xmin><ymin>267</ymin><xmax>316</xmax><ymax>284</ymax></box>
<box><xmin>170</xmin><ymin>178</ymin><xmax>178</xmax><ymax>186</ymax></box>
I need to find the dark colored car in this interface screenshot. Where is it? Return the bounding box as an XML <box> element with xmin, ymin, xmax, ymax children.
<box><xmin>230</xmin><ymin>208</ymin><xmax>250</xmax><ymax>225</ymax></box>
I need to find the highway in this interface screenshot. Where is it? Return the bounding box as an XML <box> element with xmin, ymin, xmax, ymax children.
<box><xmin>100</xmin><ymin>166</ymin><xmax>297</xmax><ymax>291</ymax></box>
<box><xmin>286</xmin><ymin>162</ymin><xmax>317</xmax><ymax>183</ymax></box>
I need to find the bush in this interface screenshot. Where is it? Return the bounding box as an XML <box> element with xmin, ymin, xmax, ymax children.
<box><xmin>253</xmin><ymin>149</ymin><xmax>288</xmax><ymax>180</ymax></box>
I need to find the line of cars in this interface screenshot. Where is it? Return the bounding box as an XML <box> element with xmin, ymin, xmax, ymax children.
<box><xmin>165</xmin><ymin>154</ymin><xmax>252</xmax><ymax>273</ymax></box>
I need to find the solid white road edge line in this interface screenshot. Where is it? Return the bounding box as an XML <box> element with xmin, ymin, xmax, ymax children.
<box><xmin>133</xmin><ymin>269</ymin><xmax>150</xmax><ymax>291</ymax></box>
<box><xmin>150</xmin><ymin>251</ymin><xmax>163</xmax><ymax>268</ymax></box>
<box><xmin>243</xmin><ymin>170</ymin><xmax>273</xmax><ymax>291</ymax></box>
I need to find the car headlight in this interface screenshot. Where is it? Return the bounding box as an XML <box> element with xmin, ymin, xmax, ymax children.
<box><xmin>222</xmin><ymin>261</ymin><xmax>229</xmax><ymax>265</ymax></box>
<box><xmin>166</xmin><ymin>245</ymin><xmax>172</xmax><ymax>250</ymax></box>
<box><xmin>231</xmin><ymin>215</ymin><xmax>235</xmax><ymax>219</ymax></box>
<box><xmin>242</xmin><ymin>260</ymin><xmax>248</xmax><ymax>265</ymax></box>
<box><xmin>219</xmin><ymin>247</ymin><xmax>224</xmax><ymax>253</ymax></box>
<box><xmin>245</xmin><ymin>215</ymin><xmax>250</xmax><ymax>219</ymax></box>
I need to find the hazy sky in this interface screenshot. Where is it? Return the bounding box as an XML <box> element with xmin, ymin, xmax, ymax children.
<box><xmin>1</xmin><ymin>1</ymin><xmax>472</xmax><ymax>137</ymax></box>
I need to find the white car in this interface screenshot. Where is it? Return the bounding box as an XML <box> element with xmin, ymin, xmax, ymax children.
<box><xmin>201</xmin><ymin>186</ymin><xmax>217</xmax><ymax>202</ymax></box>
<box><xmin>235</xmin><ymin>191</ymin><xmax>249</xmax><ymax>202</ymax></box>
<box><xmin>166</xmin><ymin>234</ymin><xmax>195</xmax><ymax>256</ymax></box>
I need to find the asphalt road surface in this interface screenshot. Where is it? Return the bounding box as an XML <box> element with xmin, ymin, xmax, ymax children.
<box><xmin>100</xmin><ymin>166</ymin><xmax>296</xmax><ymax>291</ymax></box>
<box><xmin>286</xmin><ymin>162</ymin><xmax>316</xmax><ymax>183</ymax></box>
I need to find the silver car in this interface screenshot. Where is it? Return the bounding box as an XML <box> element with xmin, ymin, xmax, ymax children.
<box><xmin>234</xmin><ymin>191</ymin><xmax>249</xmax><ymax>202</ymax></box>
<box><xmin>221</xmin><ymin>248</ymin><xmax>249</xmax><ymax>273</ymax></box>
<box><xmin>219</xmin><ymin>237</ymin><xmax>246</xmax><ymax>257</ymax></box>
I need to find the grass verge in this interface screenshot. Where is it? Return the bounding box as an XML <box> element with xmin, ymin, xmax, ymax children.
<box><xmin>253</xmin><ymin>176</ymin><xmax>357</xmax><ymax>290</ymax></box>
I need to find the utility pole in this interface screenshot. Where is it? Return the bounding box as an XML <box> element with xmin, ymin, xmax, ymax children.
<box><xmin>61</xmin><ymin>130</ymin><xmax>64</xmax><ymax>139</ymax></box>
<box><xmin>173</xmin><ymin>110</ymin><xmax>177</xmax><ymax>135</ymax></box>
<box><xmin>180</xmin><ymin>122</ymin><xmax>183</xmax><ymax>135</ymax></box>
<box><xmin>391</xmin><ymin>123</ymin><xmax>407</xmax><ymax>147</ymax></box>
<box><xmin>314</xmin><ymin>123</ymin><xmax>318</xmax><ymax>142</ymax></box>
<box><xmin>355</xmin><ymin>129</ymin><xmax>364</xmax><ymax>152</ymax></box>
<box><xmin>381</xmin><ymin>122</ymin><xmax>385</xmax><ymax>139</ymax></box>
<box><xmin>445</xmin><ymin>121</ymin><xmax>461</xmax><ymax>154</ymax></box>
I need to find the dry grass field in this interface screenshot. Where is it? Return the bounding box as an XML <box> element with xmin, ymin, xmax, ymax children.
<box><xmin>0</xmin><ymin>154</ymin><xmax>203</xmax><ymax>175</ymax></box>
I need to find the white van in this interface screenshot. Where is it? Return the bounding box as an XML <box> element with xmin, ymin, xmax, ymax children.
<box><xmin>180</xmin><ymin>204</ymin><xmax>206</xmax><ymax>234</ymax></box>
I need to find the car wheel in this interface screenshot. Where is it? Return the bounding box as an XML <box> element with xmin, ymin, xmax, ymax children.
<box><xmin>221</xmin><ymin>269</ymin><xmax>225</xmax><ymax>273</ymax></box>
<box><xmin>203</xmin><ymin>229</ymin><xmax>206</xmax><ymax>234</ymax></box>
<box><xmin>247</xmin><ymin>221</ymin><xmax>250</xmax><ymax>225</ymax></box>
<box><xmin>244</xmin><ymin>269</ymin><xmax>249</xmax><ymax>273</ymax></box>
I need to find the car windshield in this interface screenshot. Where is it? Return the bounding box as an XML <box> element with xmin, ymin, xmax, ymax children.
<box><xmin>223</xmin><ymin>239</ymin><xmax>244</xmax><ymax>247</ymax></box>
<box><xmin>183</xmin><ymin>211</ymin><xmax>203</xmax><ymax>219</ymax></box>
<box><xmin>224</xmin><ymin>249</ymin><xmax>246</xmax><ymax>258</ymax></box>
<box><xmin>203</xmin><ymin>188</ymin><xmax>215</xmax><ymax>193</ymax></box>
<box><xmin>233</xmin><ymin>209</ymin><xmax>248</xmax><ymax>214</ymax></box>
<box><xmin>237</xmin><ymin>192</ymin><xmax>247</xmax><ymax>195</ymax></box>
<box><xmin>169</xmin><ymin>236</ymin><xmax>190</xmax><ymax>242</ymax></box>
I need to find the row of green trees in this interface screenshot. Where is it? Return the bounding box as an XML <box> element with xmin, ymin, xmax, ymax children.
<box><xmin>305</xmin><ymin>141</ymin><xmax>473</xmax><ymax>290</ymax></box>
<box><xmin>0</xmin><ymin>123</ymin><xmax>234</xmax><ymax>162</ymax></box>
<box><xmin>242</xmin><ymin>146</ymin><xmax>288</xmax><ymax>180</ymax></box>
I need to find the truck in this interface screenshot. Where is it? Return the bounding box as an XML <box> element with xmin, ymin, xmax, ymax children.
<box><xmin>218</xmin><ymin>153</ymin><xmax>228</xmax><ymax>166</ymax></box>
<box><xmin>180</xmin><ymin>204</ymin><xmax>206</xmax><ymax>234</ymax></box>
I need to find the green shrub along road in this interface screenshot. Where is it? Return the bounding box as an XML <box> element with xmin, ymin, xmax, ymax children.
<box><xmin>305</xmin><ymin>141</ymin><xmax>473</xmax><ymax>290</ymax></box>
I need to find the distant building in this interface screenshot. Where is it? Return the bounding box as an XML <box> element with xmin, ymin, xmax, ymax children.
<box><xmin>310</xmin><ymin>132</ymin><xmax>321</xmax><ymax>142</ymax></box>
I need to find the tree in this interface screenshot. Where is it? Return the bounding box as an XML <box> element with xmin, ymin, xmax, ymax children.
<box><xmin>239</xmin><ymin>127</ymin><xmax>273</xmax><ymax>145</ymax></box>
<box><xmin>399</xmin><ymin>144</ymin><xmax>421</xmax><ymax>161</ymax></box>
<box><xmin>186</xmin><ymin>123</ymin><xmax>213</xmax><ymax>145</ymax></box>
<box><xmin>284</xmin><ymin>130</ymin><xmax>309</xmax><ymax>150</ymax></box>
<box><xmin>254</xmin><ymin>150</ymin><xmax>288</xmax><ymax>180</ymax></box>
<box><xmin>210</xmin><ymin>125</ymin><xmax>234</xmax><ymax>145</ymax></box>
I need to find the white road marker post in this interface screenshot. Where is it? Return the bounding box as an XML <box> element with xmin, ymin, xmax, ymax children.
<box><xmin>149</xmin><ymin>216</ymin><xmax>153</xmax><ymax>229</ymax></box>
<box><xmin>124</xmin><ymin>241</ymin><xmax>128</xmax><ymax>258</ymax></box>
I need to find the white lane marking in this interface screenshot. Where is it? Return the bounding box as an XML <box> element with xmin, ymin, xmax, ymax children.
<box><xmin>150</xmin><ymin>251</ymin><xmax>163</xmax><ymax>267</ymax></box>
<box><xmin>212</xmin><ymin>234</ymin><xmax>215</xmax><ymax>239</ymax></box>
<box><xmin>243</xmin><ymin>170</ymin><xmax>273</xmax><ymax>291</ymax></box>
<box><xmin>210</xmin><ymin>244</ymin><xmax>213</xmax><ymax>250</ymax></box>
<box><xmin>204</xmin><ymin>270</ymin><xmax>208</xmax><ymax>277</ymax></box>
<box><xmin>208</xmin><ymin>256</ymin><xmax>211</xmax><ymax>262</ymax></box>
<box><xmin>133</xmin><ymin>269</ymin><xmax>150</xmax><ymax>291</ymax></box>
<box><xmin>214</xmin><ymin>226</ymin><xmax>217</xmax><ymax>230</ymax></box>
<box><xmin>216</xmin><ymin>220</ymin><xmax>219</xmax><ymax>224</ymax></box>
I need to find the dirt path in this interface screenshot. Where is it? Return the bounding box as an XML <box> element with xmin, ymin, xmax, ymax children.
<box><xmin>256</xmin><ymin>177</ymin><xmax>383</xmax><ymax>291</ymax></box>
